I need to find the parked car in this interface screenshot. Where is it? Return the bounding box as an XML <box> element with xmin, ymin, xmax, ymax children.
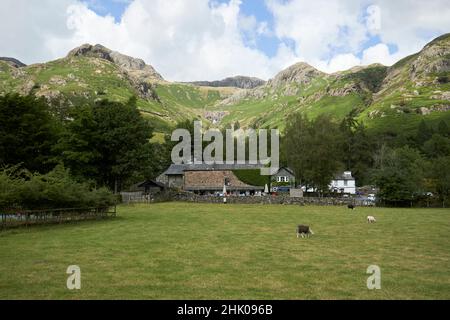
<box><xmin>277</xmin><ymin>186</ymin><xmax>291</xmax><ymax>193</ymax></box>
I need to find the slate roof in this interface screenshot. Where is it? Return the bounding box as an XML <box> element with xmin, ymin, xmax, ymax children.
<box><xmin>334</xmin><ymin>172</ymin><xmax>355</xmax><ymax>181</ymax></box>
<box><xmin>137</xmin><ymin>180</ymin><xmax>167</xmax><ymax>188</ymax></box>
<box><xmin>163</xmin><ymin>163</ymin><xmax>264</xmax><ymax>175</ymax></box>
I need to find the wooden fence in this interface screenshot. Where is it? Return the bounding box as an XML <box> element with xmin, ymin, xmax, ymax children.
<box><xmin>0</xmin><ymin>206</ymin><xmax>116</xmax><ymax>230</ymax></box>
<box><xmin>120</xmin><ymin>191</ymin><xmax>173</xmax><ymax>204</ymax></box>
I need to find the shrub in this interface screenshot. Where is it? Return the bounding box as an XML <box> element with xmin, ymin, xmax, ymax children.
<box><xmin>0</xmin><ymin>165</ymin><xmax>117</xmax><ymax>210</ymax></box>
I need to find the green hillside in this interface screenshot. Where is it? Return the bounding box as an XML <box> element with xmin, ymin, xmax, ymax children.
<box><xmin>1</xmin><ymin>35</ymin><xmax>449</xmax><ymax>135</ymax></box>
<box><xmin>215</xmin><ymin>34</ymin><xmax>450</xmax><ymax>134</ymax></box>
<box><xmin>0</xmin><ymin>51</ymin><xmax>235</xmax><ymax>133</ymax></box>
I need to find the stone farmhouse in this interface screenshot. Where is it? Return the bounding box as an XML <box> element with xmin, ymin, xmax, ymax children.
<box><xmin>157</xmin><ymin>164</ymin><xmax>356</xmax><ymax>195</ymax></box>
<box><xmin>157</xmin><ymin>163</ymin><xmax>266</xmax><ymax>195</ymax></box>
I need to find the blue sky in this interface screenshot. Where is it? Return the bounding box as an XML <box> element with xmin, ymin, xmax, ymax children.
<box><xmin>85</xmin><ymin>0</ymin><xmax>131</xmax><ymax>21</ymax></box>
<box><xmin>236</xmin><ymin>0</ymin><xmax>279</xmax><ymax>57</ymax></box>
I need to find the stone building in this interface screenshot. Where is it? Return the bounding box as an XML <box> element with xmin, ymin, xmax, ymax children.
<box><xmin>157</xmin><ymin>163</ymin><xmax>265</xmax><ymax>195</ymax></box>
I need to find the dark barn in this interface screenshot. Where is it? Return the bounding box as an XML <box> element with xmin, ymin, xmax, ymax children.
<box><xmin>137</xmin><ymin>180</ymin><xmax>167</xmax><ymax>194</ymax></box>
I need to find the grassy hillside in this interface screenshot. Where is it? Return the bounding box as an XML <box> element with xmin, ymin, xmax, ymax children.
<box><xmin>1</xmin><ymin>35</ymin><xmax>449</xmax><ymax>135</ymax></box>
<box><xmin>0</xmin><ymin>57</ymin><xmax>235</xmax><ymax>133</ymax></box>
<box><xmin>216</xmin><ymin>35</ymin><xmax>450</xmax><ymax>134</ymax></box>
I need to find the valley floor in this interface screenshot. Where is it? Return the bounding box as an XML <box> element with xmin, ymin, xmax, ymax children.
<box><xmin>0</xmin><ymin>203</ymin><xmax>449</xmax><ymax>299</ymax></box>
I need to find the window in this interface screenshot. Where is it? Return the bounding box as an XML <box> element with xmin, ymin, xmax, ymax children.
<box><xmin>344</xmin><ymin>180</ymin><xmax>348</xmax><ymax>187</ymax></box>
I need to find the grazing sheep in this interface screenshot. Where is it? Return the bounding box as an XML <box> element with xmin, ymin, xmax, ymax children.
<box><xmin>297</xmin><ymin>225</ymin><xmax>314</xmax><ymax>238</ymax></box>
<box><xmin>348</xmin><ymin>204</ymin><xmax>355</xmax><ymax>210</ymax></box>
<box><xmin>367</xmin><ymin>216</ymin><xmax>376</xmax><ymax>223</ymax></box>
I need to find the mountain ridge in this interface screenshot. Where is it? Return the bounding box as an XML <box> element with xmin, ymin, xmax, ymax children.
<box><xmin>0</xmin><ymin>57</ymin><xmax>27</xmax><ymax>68</ymax></box>
<box><xmin>186</xmin><ymin>76</ymin><xmax>265</xmax><ymax>89</ymax></box>
<box><xmin>1</xmin><ymin>34</ymin><xmax>449</xmax><ymax>135</ymax></box>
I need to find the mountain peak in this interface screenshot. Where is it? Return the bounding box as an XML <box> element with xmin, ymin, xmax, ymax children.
<box><xmin>188</xmin><ymin>76</ymin><xmax>265</xmax><ymax>89</ymax></box>
<box><xmin>269</xmin><ymin>61</ymin><xmax>324</xmax><ymax>87</ymax></box>
<box><xmin>67</xmin><ymin>43</ymin><xmax>164</xmax><ymax>81</ymax></box>
<box><xmin>0</xmin><ymin>57</ymin><xmax>27</xmax><ymax>68</ymax></box>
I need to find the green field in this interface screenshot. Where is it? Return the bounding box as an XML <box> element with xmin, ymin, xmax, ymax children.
<box><xmin>0</xmin><ymin>203</ymin><xmax>449</xmax><ymax>299</ymax></box>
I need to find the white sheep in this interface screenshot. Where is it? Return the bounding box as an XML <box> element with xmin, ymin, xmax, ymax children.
<box><xmin>367</xmin><ymin>216</ymin><xmax>377</xmax><ymax>223</ymax></box>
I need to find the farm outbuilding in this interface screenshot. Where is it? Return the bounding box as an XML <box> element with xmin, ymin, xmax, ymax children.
<box><xmin>136</xmin><ymin>180</ymin><xmax>167</xmax><ymax>194</ymax></box>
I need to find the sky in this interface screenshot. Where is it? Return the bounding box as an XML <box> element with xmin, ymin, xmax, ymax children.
<box><xmin>1</xmin><ymin>0</ymin><xmax>449</xmax><ymax>81</ymax></box>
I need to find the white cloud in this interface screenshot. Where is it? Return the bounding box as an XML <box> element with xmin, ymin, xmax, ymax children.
<box><xmin>317</xmin><ymin>53</ymin><xmax>362</xmax><ymax>73</ymax></box>
<box><xmin>0</xmin><ymin>0</ymin><xmax>77</xmax><ymax>64</ymax></box>
<box><xmin>361</xmin><ymin>43</ymin><xmax>402</xmax><ymax>66</ymax></box>
<box><xmin>371</xmin><ymin>0</ymin><xmax>450</xmax><ymax>55</ymax></box>
<box><xmin>62</xmin><ymin>0</ymin><xmax>293</xmax><ymax>81</ymax></box>
<box><xmin>267</xmin><ymin>0</ymin><xmax>368</xmax><ymax>61</ymax></box>
<box><xmin>0</xmin><ymin>0</ymin><xmax>449</xmax><ymax>81</ymax></box>
<box><xmin>265</xmin><ymin>0</ymin><xmax>450</xmax><ymax>73</ymax></box>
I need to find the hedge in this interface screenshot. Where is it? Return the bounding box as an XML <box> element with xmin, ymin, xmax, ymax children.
<box><xmin>0</xmin><ymin>165</ymin><xmax>117</xmax><ymax>211</ymax></box>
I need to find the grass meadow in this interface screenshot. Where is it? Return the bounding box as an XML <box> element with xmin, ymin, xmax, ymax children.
<box><xmin>0</xmin><ymin>203</ymin><xmax>449</xmax><ymax>300</ymax></box>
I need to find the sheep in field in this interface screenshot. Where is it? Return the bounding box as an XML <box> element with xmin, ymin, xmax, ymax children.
<box><xmin>297</xmin><ymin>225</ymin><xmax>315</xmax><ymax>238</ymax></box>
<box><xmin>367</xmin><ymin>216</ymin><xmax>377</xmax><ymax>223</ymax></box>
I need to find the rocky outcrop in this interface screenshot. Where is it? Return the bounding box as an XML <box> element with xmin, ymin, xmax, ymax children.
<box><xmin>204</xmin><ymin>111</ymin><xmax>229</xmax><ymax>124</ymax></box>
<box><xmin>327</xmin><ymin>82</ymin><xmax>363</xmax><ymax>97</ymax></box>
<box><xmin>417</xmin><ymin>104</ymin><xmax>450</xmax><ymax>115</ymax></box>
<box><xmin>0</xmin><ymin>57</ymin><xmax>26</xmax><ymax>68</ymax></box>
<box><xmin>67</xmin><ymin>44</ymin><xmax>164</xmax><ymax>82</ymax></box>
<box><xmin>411</xmin><ymin>35</ymin><xmax>450</xmax><ymax>78</ymax></box>
<box><xmin>268</xmin><ymin>62</ymin><xmax>325</xmax><ymax>88</ymax></box>
<box><xmin>189</xmin><ymin>76</ymin><xmax>265</xmax><ymax>89</ymax></box>
<box><xmin>217</xmin><ymin>62</ymin><xmax>325</xmax><ymax>106</ymax></box>
<box><xmin>67</xmin><ymin>44</ymin><xmax>162</xmax><ymax>101</ymax></box>
<box><xmin>133</xmin><ymin>81</ymin><xmax>160</xmax><ymax>102</ymax></box>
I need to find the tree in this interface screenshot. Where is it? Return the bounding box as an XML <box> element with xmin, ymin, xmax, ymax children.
<box><xmin>372</xmin><ymin>146</ymin><xmax>427</xmax><ymax>205</ymax></box>
<box><xmin>437</xmin><ymin>120</ymin><xmax>450</xmax><ymax>138</ymax></box>
<box><xmin>340</xmin><ymin>113</ymin><xmax>375</xmax><ymax>186</ymax></box>
<box><xmin>0</xmin><ymin>94</ymin><xmax>60</xmax><ymax>172</ymax></box>
<box><xmin>283</xmin><ymin>113</ymin><xmax>310</xmax><ymax>187</ymax></box>
<box><xmin>57</xmin><ymin>98</ymin><xmax>154</xmax><ymax>192</ymax></box>
<box><xmin>284</xmin><ymin>113</ymin><xmax>344</xmax><ymax>194</ymax></box>
<box><xmin>422</xmin><ymin>134</ymin><xmax>450</xmax><ymax>158</ymax></box>
<box><xmin>430</xmin><ymin>156</ymin><xmax>450</xmax><ymax>207</ymax></box>
<box><xmin>415</xmin><ymin>119</ymin><xmax>434</xmax><ymax>146</ymax></box>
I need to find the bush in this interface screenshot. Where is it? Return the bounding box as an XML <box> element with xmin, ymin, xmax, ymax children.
<box><xmin>0</xmin><ymin>166</ymin><xmax>22</xmax><ymax>210</ymax></box>
<box><xmin>0</xmin><ymin>165</ymin><xmax>117</xmax><ymax>210</ymax></box>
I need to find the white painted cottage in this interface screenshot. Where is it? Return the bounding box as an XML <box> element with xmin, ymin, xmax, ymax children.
<box><xmin>330</xmin><ymin>171</ymin><xmax>356</xmax><ymax>194</ymax></box>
